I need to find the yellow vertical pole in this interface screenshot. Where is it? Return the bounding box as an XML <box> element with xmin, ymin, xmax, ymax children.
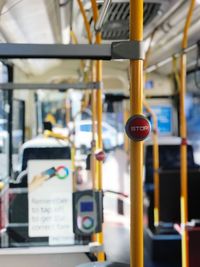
<box><xmin>0</xmin><ymin>182</ymin><xmax>4</xmax><ymax>191</ymax></box>
<box><xmin>173</xmin><ymin>57</ymin><xmax>180</xmax><ymax>91</ymax></box>
<box><xmin>143</xmin><ymin>29</ymin><xmax>160</xmax><ymax>226</ymax></box>
<box><xmin>65</xmin><ymin>99</ymin><xmax>70</xmax><ymax>128</ymax></box>
<box><xmin>76</xmin><ymin>0</ymin><xmax>101</xmax><ymax>248</ymax></box>
<box><xmin>76</xmin><ymin>0</ymin><xmax>97</xmax><ymax>189</ymax></box>
<box><xmin>143</xmin><ymin>101</ymin><xmax>160</xmax><ymax>226</ymax></box>
<box><xmin>130</xmin><ymin>1</ymin><xmax>144</xmax><ymax>267</ymax></box>
<box><xmin>180</xmin><ymin>1</ymin><xmax>195</xmax><ymax>267</ymax></box>
<box><xmin>152</xmin><ymin>116</ymin><xmax>159</xmax><ymax>226</ymax></box>
<box><xmin>77</xmin><ymin>0</ymin><xmax>93</xmax><ymax>44</ymax></box>
<box><xmin>96</xmin><ymin>59</ymin><xmax>103</xmax><ymax>189</ymax></box>
<box><xmin>77</xmin><ymin>0</ymin><xmax>98</xmax><ymax>222</ymax></box>
<box><xmin>91</xmin><ymin>64</ymin><xmax>97</xmax><ymax>189</ymax></box>
<box><xmin>90</xmin><ymin>0</ymin><xmax>104</xmax><ymax>261</ymax></box>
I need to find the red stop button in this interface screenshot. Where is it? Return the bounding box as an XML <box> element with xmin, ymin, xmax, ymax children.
<box><xmin>125</xmin><ymin>114</ymin><xmax>151</xmax><ymax>141</ymax></box>
<box><xmin>95</xmin><ymin>150</ymin><xmax>106</xmax><ymax>161</ymax></box>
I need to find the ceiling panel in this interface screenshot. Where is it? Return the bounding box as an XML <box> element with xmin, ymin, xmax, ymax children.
<box><xmin>84</xmin><ymin>0</ymin><xmax>176</xmax><ymax>41</ymax></box>
<box><xmin>0</xmin><ymin>0</ymin><xmax>62</xmax><ymax>75</ymax></box>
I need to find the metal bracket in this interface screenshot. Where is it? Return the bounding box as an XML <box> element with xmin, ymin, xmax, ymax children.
<box><xmin>89</xmin><ymin>242</ymin><xmax>104</xmax><ymax>253</ymax></box>
<box><xmin>111</xmin><ymin>41</ymin><xmax>145</xmax><ymax>60</ymax></box>
<box><xmin>0</xmin><ymin>82</ymin><xmax>101</xmax><ymax>90</ymax></box>
<box><xmin>93</xmin><ymin>82</ymin><xmax>103</xmax><ymax>89</ymax></box>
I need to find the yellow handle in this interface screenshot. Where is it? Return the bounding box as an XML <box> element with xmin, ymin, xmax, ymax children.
<box><xmin>180</xmin><ymin>1</ymin><xmax>196</xmax><ymax>267</ymax></box>
<box><xmin>0</xmin><ymin>182</ymin><xmax>4</xmax><ymax>190</ymax></box>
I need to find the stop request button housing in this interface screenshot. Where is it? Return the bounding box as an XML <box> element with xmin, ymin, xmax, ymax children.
<box><xmin>125</xmin><ymin>114</ymin><xmax>151</xmax><ymax>142</ymax></box>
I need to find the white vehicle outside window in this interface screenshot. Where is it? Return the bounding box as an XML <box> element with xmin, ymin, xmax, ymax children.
<box><xmin>73</xmin><ymin>120</ymin><xmax>124</xmax><ymax>151</ymax></box>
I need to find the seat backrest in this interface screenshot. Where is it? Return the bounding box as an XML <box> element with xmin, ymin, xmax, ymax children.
<box><xmin>159</xmin><ymin>169</ymin><xmax>200</xmax><ymax>223</ymax></box>
<box><xmin>22</xmin><ymin>146</ymin><xmax>71</xmax><ymax>171</ymax></box>
<box><xmin>145</xmin><ymin>144</ymin><xmax>198</xmax><ymax>184</ymax></box>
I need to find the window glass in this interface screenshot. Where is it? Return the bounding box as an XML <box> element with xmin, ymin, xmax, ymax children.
<box><xmin>187</xmin><ymin>69</ymin><xmax>200</xmax><ymax>92</ymax></box>
<box><xmin>42</xmin><ymin>100</ymin><xmax>66</xmax><ymax>127</ymax></box>
<box><xmin>185</xmin><ymin>93</ymin><xmax>200</xmax><ymax>165</ymax></box>
<box><xmin>102</xmin><ymin>126</ymin><xmax>108</xmax><ymax>132</ymax></box>
<box><xmin>35</xmin><ymin>97</ymin><xmax>71</xmax><ymax>134</ymax></box>
<box><xmin>103</xmin><ymin>100</ymin><xmax>124</xmax><ymax>148</ymax></box>
<box><xmin>0</xmin><ymin>63</ymin><xmax>9</xmax><ymax>179</ymax></box>
<box><xmin>80</xmin><ymin>124</ymin><xmax>92</xmax><ymax>132</ymax></box>
<box><xmin>0</xmin><ymin>91</ymin><xmax>9</xmax><ymax>178</ymax></box>
<box><xmin>12</xmin><ymin>99</ymin><xmax>25</xmax><ymax>170</ymax></box>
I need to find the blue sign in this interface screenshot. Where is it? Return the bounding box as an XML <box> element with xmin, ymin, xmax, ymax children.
<box><xmin>145</xmin><ymin>80</ymin><xmax>154</xmax><ymax>90</ymax></box>
<box><xmin>186</xmin><ymin>94</ymin><xmax>200</xmax><ymax>138</ymax></box>
<box><xmin>150</xmin><ymin>105</ymin><xmax>173</xmax><ymax>134</ymax></box>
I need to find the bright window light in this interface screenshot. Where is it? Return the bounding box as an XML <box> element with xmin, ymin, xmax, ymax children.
<box><xmin>144</xmin><ymin>37</ymin><xmax>155</xmax><ymax>53</ymax></box>
<box><xmin>62</xmin><ymin>27</ymin><xmax>70</xmax><ymax>44</ymax></box>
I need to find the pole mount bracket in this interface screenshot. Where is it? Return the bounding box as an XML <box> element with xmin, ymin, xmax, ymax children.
<box><xmin>93</xmin><ymin>82</ymin><xmax>103</xmax><ymax>90</ymax></box>
<box><xmin>111</xmin><ymin>41</ymin><xmax>145</xmax><ymax>60</ymax></box>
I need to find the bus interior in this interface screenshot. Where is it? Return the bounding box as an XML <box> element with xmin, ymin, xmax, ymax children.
<box><xmin>0</xmin><ymin>1</ymin><xmax>200</xmax><ymax>267</ymax></box>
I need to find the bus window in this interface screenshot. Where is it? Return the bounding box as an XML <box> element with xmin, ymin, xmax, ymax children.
<box><xmin>12</xmin><ymin>99</ymin><xmax>25</xmax><ymax>171</ymax></box>
<box><xmin>0</xmin><ymin>91</ymin><xmax>9</xmax><ymax>178</ymax></box>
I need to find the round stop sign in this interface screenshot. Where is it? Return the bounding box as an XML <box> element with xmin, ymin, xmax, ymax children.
<box><xmin>125</xmin><ymin>114</ymin><xmax>151</xmax><ymax>141</ymax></box>
<box><xmin>95</xmin><ymin>150</ymin><xmax>106</xmax><ymax>161</ymax></box>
